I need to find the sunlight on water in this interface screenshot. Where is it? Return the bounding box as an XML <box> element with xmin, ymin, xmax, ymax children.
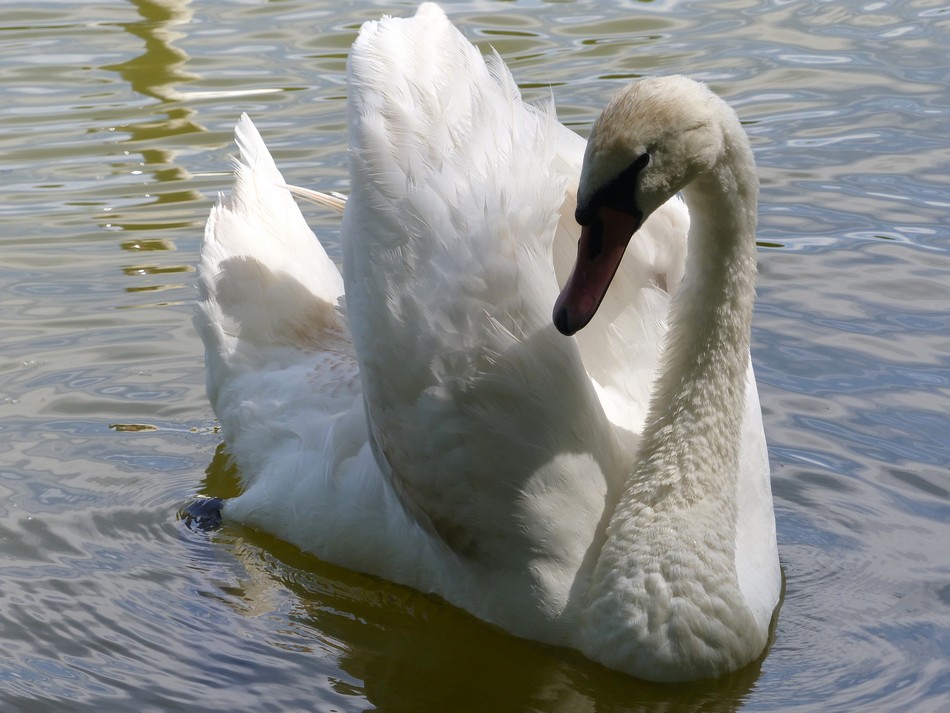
<box><xmin>0</xmin><ymin>1</ymin><xmax>947</xmax><ymax>711</ymax></box>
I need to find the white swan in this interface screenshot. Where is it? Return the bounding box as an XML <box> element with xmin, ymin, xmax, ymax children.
<box><xmin>194</xmin><ymin>3</ymin><xmax>780</xmax><ymax>682</ymax></box>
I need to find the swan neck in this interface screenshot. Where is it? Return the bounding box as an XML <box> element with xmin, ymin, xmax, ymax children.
<box><xmin>576</xmin><ymin>131</ymin><xmax>763</xmax><ymax>681</ymax></box>
<box><xmin>636</xmin><ymin>135</ymin><xmax>759</xmax><ymax>507</ymax></box>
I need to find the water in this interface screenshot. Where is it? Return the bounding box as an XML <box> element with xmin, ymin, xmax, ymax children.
<box><xmin>1</xmin><ymin>0</ymin><xmax>948</xmax><ymax>710</ymax></box>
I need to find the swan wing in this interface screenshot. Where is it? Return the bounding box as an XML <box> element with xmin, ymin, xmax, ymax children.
<box><xmin>197</xmin><ymin>113</ymin><xmax>347</xmax><ymax>410</ymax></box>
<box><xmin>196</xmin><ymin>116</ymin><xmax>392</xmax><ymax>557</ymax></box>
<box><xmin>342</xmin><ymin>4</ymin><xmax>617</xmax><ymax>592</ymax></box>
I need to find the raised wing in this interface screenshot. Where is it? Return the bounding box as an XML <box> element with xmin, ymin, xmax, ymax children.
<box><xmin>342</xmin><ymin>4</ymin><xmax>617</xmax><ymax>576</ymax></box>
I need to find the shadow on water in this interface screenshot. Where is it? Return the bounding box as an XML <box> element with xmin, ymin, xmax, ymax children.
<box><xmin>189</xmin><ymin>443</ymin><xmax>776</xmax><ymax>713</ymax></box>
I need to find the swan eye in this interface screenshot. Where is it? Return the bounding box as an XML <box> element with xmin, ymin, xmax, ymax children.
<box><xmin>577</xmin><ymin>152</ymin><xmax>650</xmax><ymax>227</ymax></box>
<box><xmin>606</xmin><ymin>153</ymin><xmax>649</xmax><ymax>207</ymax></box>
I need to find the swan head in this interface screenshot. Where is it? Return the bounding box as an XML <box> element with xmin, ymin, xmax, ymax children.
<box><xmin>553</xmin><ymin>76</ymin><xmax>729</xmax><ymax>336</ymax></box>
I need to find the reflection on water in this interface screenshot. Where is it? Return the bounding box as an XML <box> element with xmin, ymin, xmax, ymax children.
<box><xmin>98</xmin><ymin>0</ymin><xmax>204</xmax><ymax>245</ymax></box>
<box><xmin>0</xmin><ymin>0</ymin><xmax>948</xmax><ymax>711</ymax></box>
<box><xmin>103</xmin><ymin>0</ymin><xmax>198</xmax><ymax>115</ymax></box>
<box><xmin>192</xmin><ymin>445</ymin><xmax>773</xmax><ymax>713</ymax></box>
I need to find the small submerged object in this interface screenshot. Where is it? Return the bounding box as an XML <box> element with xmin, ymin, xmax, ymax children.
<box><xmin>180</xmin><ymin>497</ymin><xmax>224</xmax><ymax>531</ymax></box>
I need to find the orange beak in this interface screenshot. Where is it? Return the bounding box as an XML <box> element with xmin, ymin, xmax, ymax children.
<box><xmin>553</xmin><ymin>205</ymin><xmax>642</xmax><ymax>335</ymax></box>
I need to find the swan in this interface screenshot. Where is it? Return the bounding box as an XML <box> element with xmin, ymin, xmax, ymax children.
<box><xmin>193</xmin><ymin>2</ymin><xmax>780</xmax><ymax>682</ymax></box>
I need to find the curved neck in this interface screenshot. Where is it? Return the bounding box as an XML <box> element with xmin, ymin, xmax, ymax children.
<box><xmin>576</xmin><ymin>130</ymin><xmax>763</xmax><ymax>681</ymax></box>
<box><xmin>629</xmin><ymin>133</ymin><xmax>759</xmax><ymax>511</ymax></box>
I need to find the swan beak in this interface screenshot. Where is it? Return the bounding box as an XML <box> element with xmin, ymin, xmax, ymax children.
<box><xmin>553</xmin><ymin>205</ymin><xmax>642</xmax><ymax>335</ymax></box>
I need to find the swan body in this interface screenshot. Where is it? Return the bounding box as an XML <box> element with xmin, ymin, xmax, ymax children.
<box><xmin>196</xmin><ymin>3</ymin><xmax>780</xmax><ymax>681</ymax></box>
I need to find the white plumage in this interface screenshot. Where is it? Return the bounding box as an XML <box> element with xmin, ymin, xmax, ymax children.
<box><xmin>195</xmin><ymin>3</ymin><xmax>779</xmax><ymax>682</ymax></box>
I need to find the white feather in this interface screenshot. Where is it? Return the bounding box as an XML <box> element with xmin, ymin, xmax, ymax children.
<box><xmin>195</xmin><ymin>3</ymin><xmax>779</xmax><ymax>682</ymax></box>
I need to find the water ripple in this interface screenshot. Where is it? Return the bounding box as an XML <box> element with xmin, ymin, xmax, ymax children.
<box><xmin>1</xmin><ymin>0</ymin><xmax>949</xmax><ymax>711</ymax></box>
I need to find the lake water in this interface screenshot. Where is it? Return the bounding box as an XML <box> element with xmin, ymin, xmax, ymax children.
<box><xmin>1</xmin><ymin>0</ymin><xmax>948</xmax><ymax>711</ymax></box>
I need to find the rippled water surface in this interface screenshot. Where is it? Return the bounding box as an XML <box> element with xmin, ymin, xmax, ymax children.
<box><xmin>1</xmin><ymin>1</ymin><xmax>948</xmax><ymax>711</ymax></box>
